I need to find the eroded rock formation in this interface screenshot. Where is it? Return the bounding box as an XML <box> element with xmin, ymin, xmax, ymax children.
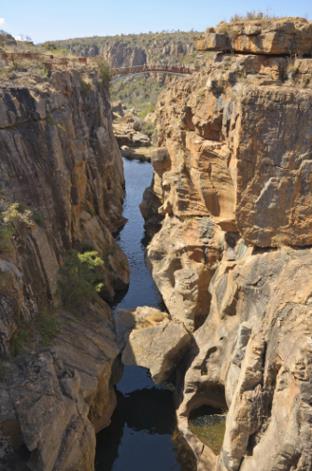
<box><xmin>115</xmin><ymin>306</ymin><xmax>192</xmax><ymax>383</ymax></box>
<box><xmin>143</xmin><ymin>17</ymin><xmax>312</xmax><ymax>471</ymax></box>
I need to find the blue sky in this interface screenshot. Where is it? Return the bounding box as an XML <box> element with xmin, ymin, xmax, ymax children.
<box><xmin>1</xmin><ymin>0</ymin><xmax>312</xmax><ymax>43</ymax></box>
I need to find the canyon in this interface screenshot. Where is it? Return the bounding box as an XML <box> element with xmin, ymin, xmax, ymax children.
<box><xmin>0</xmin><ymin>16</ymin><xmax>312</xmax><ymax>471</ymax></box>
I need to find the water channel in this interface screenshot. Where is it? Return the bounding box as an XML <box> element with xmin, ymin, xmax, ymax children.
<box><xmin>95</xmin><ymin>158</ymin><xmax>184</xmax><ymax>471</ymax></box>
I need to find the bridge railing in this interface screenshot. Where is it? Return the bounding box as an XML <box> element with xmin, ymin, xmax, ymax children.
<box><xmin>111</xmin><ymin>64</ymin><xmax>197</xmax><ymax>76</ymax></box>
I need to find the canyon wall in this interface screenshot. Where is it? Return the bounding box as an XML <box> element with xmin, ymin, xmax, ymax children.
<box><xmin>0</xmin><ymin>65</ymin><xmax>128</xmax><ymax>469</ymax></box>
<box><xmin>45</xmin><ymin>32</ymin><xmax>198</xmax><ymax>67</ymax></box>
<box><xmin>143</xmin><ymin>18</ymin><xmax>312</xmax><ymax>471</ymax></box>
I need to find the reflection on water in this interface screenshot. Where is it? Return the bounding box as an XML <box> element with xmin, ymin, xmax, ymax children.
<box><xmin>114</xmin><ymin>158</ymin><xmax>164</xmax><ymax>311</ymax></box>
<box><xmin>95</xmin><ymin>158</ymin><xmax>181</xmax><ymax>471</ymax></box>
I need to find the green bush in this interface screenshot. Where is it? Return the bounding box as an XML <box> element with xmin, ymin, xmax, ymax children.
<box><xmin>141</xmin><ymin>120</ymin><xmax>155</xmax><ymax>139</ymax></box>
<box><xmin>10</xmin><ymin>310</ymin><xmax>60</xmax><ymax>356</ymax></box>
<box><xmin>10</xmin><ymin>327</ymin><xmax>29</xmax><ymax>356</ymax></box>
<box><xmin>35</xmin><ymin>311</ymin><xmax>60</xmax><ymax>346</ymax></box>
<box><xmin>58</xmin><ymin>250</ymin><xmax>105</xmax><ymax>308</ymax></box>
<box><xmin>98</xmin><ymin>61</ymin><xmax>112</xmax><ymax>87</ymax></box>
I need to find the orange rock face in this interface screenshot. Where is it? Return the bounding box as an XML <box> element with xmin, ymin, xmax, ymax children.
<box><xmin>197</xmin><ymin>18</ymin><xmax>312</xmax><ymax>56</ymax></box>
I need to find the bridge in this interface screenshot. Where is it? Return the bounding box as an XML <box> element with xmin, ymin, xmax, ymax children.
<box><xmin>111</xmin><ymin>64</ymin><xmax>198</xmax><ymax>79</ymax></box>
<box><xmin>0</xmin><ymin>51</ymin><xmax>197</xmax><ymax>78</ymax></box>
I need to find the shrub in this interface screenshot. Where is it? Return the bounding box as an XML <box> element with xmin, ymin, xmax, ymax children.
<box><xmin>35</xmin><ymin>311</ymin><xmax>60</xmax><ymax>346</ymax></box>
<box><xmin>141</xmin><ymin>120</ymin><xmax>155</xmax><ymax>139</ymax></box>
<box><xmin>2</xmin><ymin>202</ymin><xmax>32</xmax><ymax>227</ymax></box>
<box><xmin>98</xmin><ymin>60</ymin><xmax>112</xmax><ymax>87</ymax></box>
<box><xmin>10</xmin><ymin>327</ymin><xmax>29</xmax><ymax>356</ymax></box>
<box><xmin>0</xmin><ymin>203</ymin><xmax>33</xmax><ymax>254</ymax></box>
<box><xmin>10</xmin><ymin>310</ymin><xmax>60</xmax><ymax>356</ymax></box>
<box><xmin>58</xmin><ymin>250</ymin><xmax>105</xmax><ymax>308</ymax></box>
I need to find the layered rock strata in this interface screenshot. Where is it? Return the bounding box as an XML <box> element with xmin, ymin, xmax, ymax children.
<box><xmin>196</xmin><ymin>17</ymin><xmax>312</xmax><ymax>56</ymax></box>
<box><xmin>0</xmin><ymin>66</ymin><xmax>128</xmax><ymax>469</ymax></box>
<box><xmin>143</xmin><ymin>18</ymin><xmax>312</xmax><ymax>471</ymax></box>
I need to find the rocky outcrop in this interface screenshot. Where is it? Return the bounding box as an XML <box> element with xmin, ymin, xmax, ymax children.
<box><xmin>197</xmin><ymin>17</ymin><xmax>312</xmax><ymax>56</ymax></box>
<box><xmin>178</xmin><ymin>248</ymin><xmax>312</xmax><ymax>471</ymax></box>
<box><xmin>143</xmin><ymin>17</ymin><xmax>312</xmax><ymax>471</ymax></box>
<box><xmin>0</xmin><ymin>66</ymin><xmax>128</xmax><ymax>469</ymax></box>
<box><xmin>147</xmin><ymin>216</ymin><xmax>223</xmax><ymax>330</ymax></box>
<box><xmin>115</xmin><ymin>306</ymin><xmax>192</xmax><ymax>384</ymax></box>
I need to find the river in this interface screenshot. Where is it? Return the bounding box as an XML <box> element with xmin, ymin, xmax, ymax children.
<box><xmin>95</xmin><ymin>157</ymin><xmax>183</xmax><ymax>471</ymax></box>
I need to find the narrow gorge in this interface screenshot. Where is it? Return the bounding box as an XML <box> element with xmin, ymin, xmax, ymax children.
<box><xmin>0</xmin><ymin>14</ymin><xmax>312</xmax><ymax>471</ymax></box>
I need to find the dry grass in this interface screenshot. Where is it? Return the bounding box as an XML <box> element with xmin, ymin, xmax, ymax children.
<box><xmin>229</xmin><ymin>11</ymin><xmax>276</xmax><ymax>22</ymax></box>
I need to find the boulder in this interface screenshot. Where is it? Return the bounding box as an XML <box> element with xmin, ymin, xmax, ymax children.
<box><xmin>117</xmin><ymin>307</ymin><xmax>192</xmax><ymax>383</ymax></box>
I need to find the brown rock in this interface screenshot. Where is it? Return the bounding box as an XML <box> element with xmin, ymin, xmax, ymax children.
<box><xmin>118</xmin><ymin>306</ymin><xmax>192</xmax><ymax>383</ymax></box>
<box><xmin>0</xmin><ymin>67</ymin><xmax>128</xmax><ymax>469</ymax></box>
<box><xmin>147</xmin><ymin>216</ymin><xmax>223</xmax><ymax>330</ymax></box>
<box><xmin>197</xmin><ymin>18</ymin><xmax>312</xmax><ymax>56</ymax></box>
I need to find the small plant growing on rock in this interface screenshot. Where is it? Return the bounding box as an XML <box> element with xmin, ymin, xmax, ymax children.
<box><xmin>98</xmin><ymin>60</ymin><xmax>112</xmax><ymax>87</ymax></box>
<box><xmin>0</xmin><ymin>202</ymin><xmax>33</xmax><ymax>254</ymax></box>
<box><xmin>35</xmin><ymin>310</ymin><xmax>61</xmax><ymax>346</ymax></box>
<box><xmin>58</xmin><ymin>250</ymin><xmax>105</xmax><ymax>308</ymax></box>
<box><xmin>2</xmin><ymin>202</ymin><xmax>32</xmax><ymax>227</ymax></box>
<box><xmin>10</xmin><ymin>310</ymin><xmax>60</xmax><ymax>356</ymax></box>
<box><xmin>10</xmin><ymin>326</ymin><xmax>29</xmax><ymax>356</ymax></box>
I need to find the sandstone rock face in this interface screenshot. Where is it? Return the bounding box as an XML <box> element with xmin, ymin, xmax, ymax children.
<box><xmin>116</xmin><ymin>306</ymin><xmax>192</xmax><ymax>383</ymax></box>
<box><xmin>0</xmin><ymin>68</ymin><xmax>128</xmax><ymax>469</ymax></box>
<box><xmin>197</xmin><ymin>18</ymin><xmax>312</xmax><ymax>56</ymax></box>
<box><xmin>143</xmin><ymin>23</ymin><xmax>312</xmax><ymax>471</ymax></box>
<box><xmin>5</xmin><ymin>304</ymin><xmax>119</xmax><ymax>471</ymax></box>
<box><xmin>178</xmin><ymin>248</ymin><xmax>312</xmax><ymax>471</ymax></box>
<box><xmin>147</xmin><ymin>216</ymin><xmax>223</xmax><ymax>330</ymax></box>
<box><xmin>0</xmin><ymin>69</ymin><xmax>128</xmax><ymax>319</ymax></box>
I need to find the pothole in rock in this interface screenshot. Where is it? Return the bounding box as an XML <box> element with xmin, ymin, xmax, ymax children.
<box><xmin>188</xmin><ymin>405</ymin><xmax>226</xmax><ymax>455</ymax></box>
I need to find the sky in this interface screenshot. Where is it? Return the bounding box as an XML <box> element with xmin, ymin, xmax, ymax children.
<box><xmin>1</xmin><ymin>0</ymin><xmax>312</xmax><ymax>43</ymax></box>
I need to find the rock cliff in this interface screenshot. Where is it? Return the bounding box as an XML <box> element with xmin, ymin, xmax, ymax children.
<box><xmin>0</xmin><ymin>64</ymin><xmax>128</xmax><ymax>469</ymax></box>
<box><xmin>143</xmin><ymin>18</ymin><xmax>312</xmax><ymax>471</ymax></box>
<box><xmin>44</xmin><ymin>32</ymin><xmax>198</xmax><ymax>67</ymax></box>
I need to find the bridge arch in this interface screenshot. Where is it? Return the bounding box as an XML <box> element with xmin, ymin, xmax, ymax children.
<box><xmin>111</xmin><ymin>64</ymin><xmax>197</xmax><ymax>80</ymax></box>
